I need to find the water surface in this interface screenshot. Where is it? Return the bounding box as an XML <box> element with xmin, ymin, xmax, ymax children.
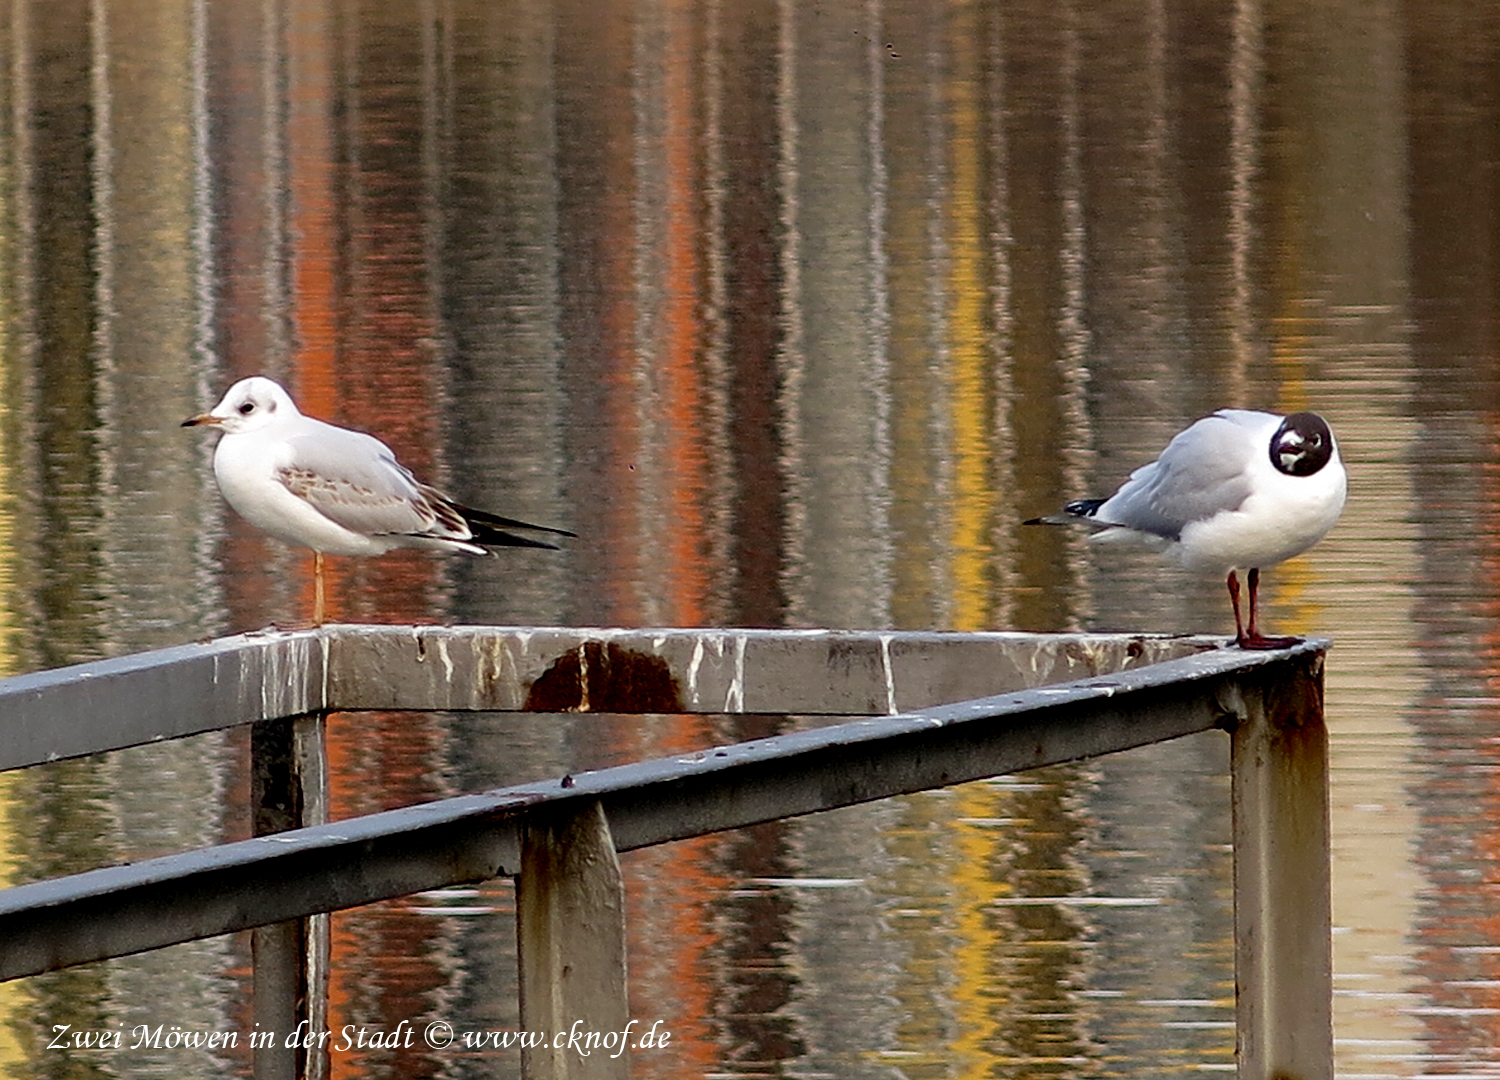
<box><xmin>0</xmin><ymin>1</ymin><xmax>1495</xmax><ymax>1077</ymax></box>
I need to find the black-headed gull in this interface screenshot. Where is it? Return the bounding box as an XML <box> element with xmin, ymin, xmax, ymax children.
<box><xmin>1028</xmin><ymin>409</ymin><xmax>1346</xmax><ymax>649</ymax></box>
<box><xmin>184</xmin><ymin>376</ymin><xmax>573</xmax><ymax>623</ymax></box>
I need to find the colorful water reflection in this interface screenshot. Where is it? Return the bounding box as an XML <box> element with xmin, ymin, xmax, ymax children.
<box><xmin>0</xmin><ymin>0</ymin><xmax>1496</xmax><ymax>1077</ymax></box>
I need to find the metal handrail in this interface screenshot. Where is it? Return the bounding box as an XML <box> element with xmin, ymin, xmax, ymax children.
<box><xmin>0</xmin><ymin>626</ymin><xmax>1332</xmax><ymax>1080</ymax></box>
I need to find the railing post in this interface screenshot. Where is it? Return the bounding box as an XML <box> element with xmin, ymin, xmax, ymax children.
<box><xmin>1229</xmin><ymin>650</ymin><xmax>1332</xmax><ymax>1080</ymax></box>
<box><xmin>517</xmin><ymin>799</ymin><xmax>630</xmax><ymax>1080</ymax></box>
<box><xmin>251</xmin><ymin>711</ymin><xmax>330</xmax><ymax>1080</ymax></box>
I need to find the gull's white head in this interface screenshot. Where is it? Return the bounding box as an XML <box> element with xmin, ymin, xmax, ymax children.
<box><xmin>183</xmin><ymin>376</ymin><xmax>301</xmax><ymax>435</ymax></box>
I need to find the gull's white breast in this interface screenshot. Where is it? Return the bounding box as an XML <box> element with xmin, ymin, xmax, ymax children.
<box><xmin>212</xmin><ymin>426</ymin><xmax>399</xmax><ymax>556</ymax></box>
<box><xmin>1173</xmin><ymin>441</ymin><xmax>1346</xmax><ymax>574</ymax></box>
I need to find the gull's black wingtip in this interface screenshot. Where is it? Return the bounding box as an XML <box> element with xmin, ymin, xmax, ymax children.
<box><xmin>457</xmin><ymin>503</ymin><xmax>576</xmax><ymax>539</ymax></box>
<box><xmin>1063</xmin><ymin>498</ymin><xmax>1106</xmax><ymax>518</ymax></box>
<box><xmin>479</xmin><ymin>531</ymin><xmax>562</xmax><ymax>551</ymax></box>
<box><xmin>455</xmin><ymin>503</ymin><xmax>576</xmax><ymax>550</ymax></box>
<box><xmin>1025</xmin><ymin>498</ymin><xmax>1106</xmax><ymax>527</ymax></box>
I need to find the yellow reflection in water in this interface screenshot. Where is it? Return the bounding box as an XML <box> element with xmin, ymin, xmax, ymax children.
<box><xmin>945</xmin><ymin>23</ymin><xmax>998</xmax><ymax>635</ymax></box>
<box><xmin>949</xmin><ymin>783</ymin><xmax>1010</xmax><ymax>1079</ymax></box>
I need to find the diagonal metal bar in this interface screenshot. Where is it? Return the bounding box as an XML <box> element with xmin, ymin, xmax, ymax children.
<box><xmin>0</xmin><ymin>639</ymin><xmax>1324</xmax><ymax>981</ymax></box>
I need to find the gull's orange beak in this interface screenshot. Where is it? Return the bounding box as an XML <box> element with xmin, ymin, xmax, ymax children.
<box><xmin>182</xmin><ymin>413</ymin><xmax>223</xmax><ymax>428</ymax></box>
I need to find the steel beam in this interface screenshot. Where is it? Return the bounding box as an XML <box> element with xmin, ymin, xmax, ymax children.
<box><xmin>323</xmin><ymin>625</ymin><xmax>1214</xmax><ymax>715</ymax></box>
<box><xmin>1230</xmin><ymin>649</ymin><xmax>1332</xmax><ymax>1080</ymax></box>
<box><xmin>518</xmin><ymin>801</ymin><xmax>630</xmax><ymax>1080</ymax></box>
<box><xmin>0</xmin><ymin>639</ymin><xmax>1322</xmax><ymax>981</ymax></box>
<box><xmin>0</xmin><ymin>629</ymin><xmax>325</xmax><ymax>772</ymax></box>
<box><xmin>0</xmin><ymin>627</ymin><xmax>1220</xmax><ymax>772</ymax></box>
<box><xmin>251</xmin><ymin>712</ymin><xmax>331</xmax><ymax>1080</ymax></box>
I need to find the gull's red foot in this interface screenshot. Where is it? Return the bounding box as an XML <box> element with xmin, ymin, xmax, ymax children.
<box><xmin>1232</xmin><ymin>631</ymin><xmax>1303</xmax><ymax>651</ymax></box>
<box><xmin>1228</xmin><ymin>568</ymin><xmax>1303</xmax><ymax>650</ymax></box>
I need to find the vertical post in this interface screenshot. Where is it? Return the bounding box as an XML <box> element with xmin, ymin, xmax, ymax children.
<box><xmin>517</xmin><ymin>800</ymin><xmax>630</xmax><ymax>1080</ymax></box>
<box><xmin>296</xmin><ymin>713</ymin><xmax>331</xmax><ymax>1080</ymax></box>
<box><xmin>1230</xmin><ymin>651</ymin><xmax>1333</xmax><ymax>1080</ymax></box>
<box><xmin>251</xmin><ymin>711</ymin><xmax>330</xmax><ymax>1080</ymax></box>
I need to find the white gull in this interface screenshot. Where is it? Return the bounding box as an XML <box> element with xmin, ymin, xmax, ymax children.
<box><xmin>185</xmin><ymin>376</ymin><xmax>572</xmax><ymax>622</ymax></box>
<box><xmin>1028</xmin><ymin>409</ymin><xmax>1346</xmax><ymax>649</ymax></box>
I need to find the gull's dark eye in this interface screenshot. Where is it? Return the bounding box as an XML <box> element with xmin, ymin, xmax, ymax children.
<box><xmin>239</xmin><ymin>401</ymin><xmax>256</xmax><ymax>415</ymax></box>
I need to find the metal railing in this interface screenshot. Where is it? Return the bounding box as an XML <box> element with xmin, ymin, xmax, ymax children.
<box><xmin>0</xmin><ymin>626</ymin><xmax>1332</xmax><ymax>1080</ymax></box>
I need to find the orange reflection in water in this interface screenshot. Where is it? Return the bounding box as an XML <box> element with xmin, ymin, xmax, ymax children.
<box><xmin>325</xmin><ymin>708</ymin><xmax>451</xmax><ymax>1080</ymax></box>
<box><xmin>1410</xmin><ymin>415</ymin><xmax>1500</xmax><ymax>1062</ymax></box>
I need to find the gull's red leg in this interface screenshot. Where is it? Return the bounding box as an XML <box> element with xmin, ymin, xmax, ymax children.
<box><xmin>1227</xmin><ymin>570</ymin><xmax>1247</xmax><ymax>646</ymax></box>
<box><xmin>314</xmin><ymin>550</ymin><xmax>325</xmax><ymax>627</ymax></box>
<box><xmin>1236</xmin><ymin>566</ymin><xmax>1300</xmax><ymax>650</ymax></box>
<box><xmin>1247</xmin><ymin>566</ymin><xmax>1262</xmax><ymax>640</ymax></box>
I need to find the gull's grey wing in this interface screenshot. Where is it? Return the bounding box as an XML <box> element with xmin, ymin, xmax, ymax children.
<box><xmin>276</xmin><ymin>422</ymin><xmax>467</xmax><ymax>541</ymax></box>
<box><xmin>1092</xmin><ymin>413</ymin><xmax>1263</xmax><ymax>540</ymax></box>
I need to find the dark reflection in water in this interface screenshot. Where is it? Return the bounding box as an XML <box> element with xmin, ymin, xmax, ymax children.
<box><xmin>1</xmin><ymin>0</ymin><xmax>1500</xmax><ymax>1077</ymax></box>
